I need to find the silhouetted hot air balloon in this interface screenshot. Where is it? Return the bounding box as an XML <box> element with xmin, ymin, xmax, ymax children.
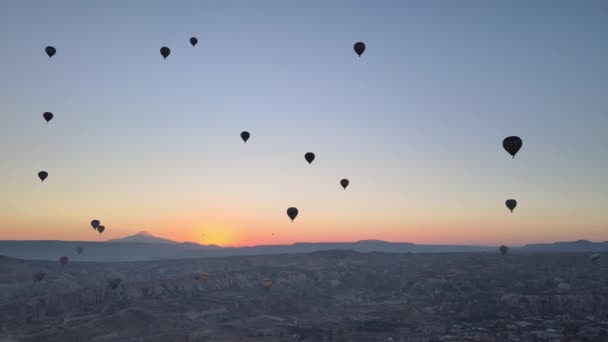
<box><xmin>353</xmin><ymin>42</ymin><xmax>366</xmax><ymax>57</ymax></box>
<box><xmin>76</xmin><ymin>247</ymin><xmax>84</xmax><ymax>255</ymax></box>
<box><xmin>91</xmin><ymin>220</ymin><xmax>100</xmax><ymax>230</ymax></box>
<box><xmin>499</xmin><ymin>245</ymin><xmax>508</xmax><ymax>256</ymax></box>
<box><xmin>45</xmin><ymin>46</ymin><xmax>56</xmax><ymax>58</ymax></box>
<box><xmin>160</xmin><ymin>47</ymin><xmax>171</xmax><ymax>59</ymax></box>
<box><xmin>34</xmin><ymin>271</ymin><xmax>46</xmax><ymax>282</ymax></box>
<box><xmin>59</xmin><ymin>256</ymin><xmax>69</xmax><ymax>266</ymax></box>
<box><xmin>190</xmin><ymin>37</ymin><xmax>198</xmax><ymax>46</ymax></box>
<box><xmin>262</xmin><ymin>278</ymin><xmax>272</xmax><ymax>290</ymax></box>
<box><xmin>287</xmin><ymin>207</ymin><xmax>298</xmax><ymax>222</ymax></box>
<box><xmin>109</xmin><ymin>278</ymin><xmax>121</xmax><ymax>290</ymax></box>
<box><xmin>305</xmin><ymin>152</ymin><xmax>315</xmax><ymax>164</ymax></box>
<box><xmin>200</xmin><ymin>272</ymin><xmax>209</xmax><ymax>282</ymax></box>
<box><xmin>503</xmin><ymin>136</ymin><xmax>522</xmax><ymax>158</ymax></box>
<box><xmin>505</xmin><ymin>199</ymin><xmax>517</xmax><ymax>213</ymax></box>
<box><xmin>38</xmin><ymin>171</ymin><xmax>48</xmax><ymax>182</ymax></box>
<box><xmin>340</xmin><ymin>179</ymin><xmax>349</xmax><ymax>190</ymax></box>
<box><xmin>241</xmin><ymin>131</ymin><xmax>250</xmax><ymax>143</ymax></box>
<box><xmin>97</xmin><ymin>225</ymin><xmax>105</xmax><ymax>234</ymax></box>
<box><xmin>590</xmin><ymin>253</ymin><xmax>601</xmax><ymax>262</ymax></box>
<box><xmin>43</xmin><ymin>112</ymin><xmax>53</xmax><ymax>123</ymax></box>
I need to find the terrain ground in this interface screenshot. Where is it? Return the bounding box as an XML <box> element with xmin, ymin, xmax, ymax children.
<box><xmin>1</xmin><ymin>251</ymin><xmax>607</xmax><ymax>341</ymax></box>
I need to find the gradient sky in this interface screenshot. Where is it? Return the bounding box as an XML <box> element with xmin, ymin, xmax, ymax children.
<box><xmin>1</xmin><ymin>0</ymin><xmax>607</xmax><ymax>246</ymax></box>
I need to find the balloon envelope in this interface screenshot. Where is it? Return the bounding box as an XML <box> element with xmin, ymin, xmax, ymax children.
<box><xmin>287</xmin><ymin>207</ymin><xmax>298</xmax><ymax>222</ymax></box>
<box><xmin>38</xmin><ymin>171</ymin><xmax>48</xmax><ymax>182</ymax></box>
<box><xmin>43</xmin><ymin>112</ymin><xmax>53</xmax><ymax>123</ymax></box>
<box><xmin>76</xmin><ymin>247</ymin><xmax>84</xmax><ymax>255</ymax></box>
<box><xmin>340</xmin><ymin>179</ymin><xmax>349</xmax><ymax>190</ymax></box>
<box><xmin>241</xmin><ymin>131</ymin><xmax>250</xmax><ymax>143</ymax></box>
<box><xmin>160</xmin><ymin>47</ymin><xmax>171</xmax><ymax>59</ymax></box>
<box><xmin>499</xmin><ymin>245</ymin><xmax>508</xmax><ymax>256</ymax></box>
<box><xmin>34</xmin><ymin>271</ymin><xmax>46</xmax><ymax>281</ymax></box>
<box><xmin>45</xmin><ymin>46</ymin><xmax>56</xmax><ymax>58</ymax></box>
<box><xmin>109</xmin><ymin>278</ymin><xmax>121</xmax><ymax>290</ymax></box>
<box><xmin>505</xmin><ymin>199</ymin><xmax>517</xmax><ymax>212</ymax></box>
<box><xmin>190</xmin><ymin>37</ymin><xmax>198</xmax><ymax>46</ymax></box>
<box><xmin>59</xmin><ymin>256</ymin><xmax>69</xmax><ymax>266</ymax></box>
<box><xmin>503</xmin><ymin>136</ymin><xmax>523</xmax><ymax>158</ymax></box>
<box><xmin>97</xmin><ymin>225</ymin><xmax>105</xmax><ymax>234</ymax></box>
<box><xmin>353</xmin><ymin>42</ymin><xmax>366</xmax><ymax>56</ymax></box>
<box><xmin>305</xmin><ymin>152</ymin><xmax>315</xmax><ymax>164</ymax></box>
<box><xmin>91</xmin><ymin>220</ymin><xmax>100</xmax><ymax>230</ymax></box>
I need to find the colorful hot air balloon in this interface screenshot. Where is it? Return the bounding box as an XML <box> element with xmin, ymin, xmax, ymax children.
<box><xmin>160</xmin><ymin>47</ymin><xmax>171</xmax><ymax>59</ymax></box>
<box><xmin>91</xmin><ymin>220</ymin><xmax>100</xmax><ymax>230</ymax></box>
<box><xmin>262</xmin><ymin>278</ymin><xmax>272</xmax><ymax>290</ymax></box>
<box><xmin>76</xmin><ymin>247</ymin><xmax>84</xmax><ymax>255</ymax></box>
<box><xmin>43</xmin><ymin>112</ymin><xmax>53</xmax><ymax>123</ymax></box>
<box><xmin>353</xmin><ymin>42</ymin><xmax>366</xmax><ymax>57</ymax></box>
<box><xmin>241</xmin><ymin>131</ymin><xmax>250</xmax><ymax>143</ymax></box>
<box><xmin>340</xmin><ymin>179</ymin><xmax>349</xmax><ymax>190</ymax></box>
<box><xmin>45</xmin><ymin>46</ymin><xmax>56</xmax><ymax>58</ymax></box>
<box><xmin>287</xmin><ymin>207</ymin><xmax>298</xmax><ymax>222</ymax></box>
<box><xmin>38</xmin><ymin>171</ymin><xmax>48</xmax><ymax>182</ymax></box>
<box><xmin>190</xmin><ymin>37</ymin><xmax>198</xmax><ymax>46</ymax></box>
<box><xmin>503</xmin><ymin>136</ymin><xmax>523</xmax><ymax>158</ymax></box>
<box><xmin>499</xmin><ymin>245</ymin><xmax>508</xmax><ymax>256</ymax></box>
<box><xmin>505</xmin><ymin>199</ymin><xmax>517</xmax><ymax>213</ymax></box>
<box><xmin>97</xmin><ymin>225</ymin><xmax>105</xmax><ymax>234</ymax></box>
<box><xmin>305</xmin><ymin>152</ymin><xmax>315</xmax><ymax>164</ymax></box>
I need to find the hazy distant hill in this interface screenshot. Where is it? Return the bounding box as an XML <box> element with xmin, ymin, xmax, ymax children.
<box><xmin>2</xmin><ymin>235</ymin><xmax>607</xmax><ymax>262</ymax></box>
<box><xmin>520</xmin><ymin>240</ymin><xmax>608</xmax><ymax>252</ymax></box>
<box><xmin>106</xmin><ymin>231</ymin><xmax>178</xmax><ymax>244</ymax></box>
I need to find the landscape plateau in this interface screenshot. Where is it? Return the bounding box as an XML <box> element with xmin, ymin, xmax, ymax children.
<box><xmin>1</xmin><ymin>233</ymin><xmax>607</xmax><ymax>341</ymax></box>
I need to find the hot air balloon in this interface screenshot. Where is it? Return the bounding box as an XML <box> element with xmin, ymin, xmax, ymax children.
<box><xmin>160</xmin><ymin>47</ymin><xmax>171</xmax><ymax>59</ymax></box>
<box><xmin>34</xmin><ymin>271</ymin><xmax>46</xmax><ymax>282</ymax></box>
<box><xmin>287</xmin><ymin>207</ymin><xmax>298</xmax><ymax>222</ymax></box>
<box><xmin>45</xmin><ymin>46</ymin><xmax>56</xmax><ymax>58</ymax></box>
<box><xmin>38</xmin><ymin>171</ymin><xmax>48</xmax><ymax>182</ymax></box>
<box><xmin>353</xmin><ymin>42</ymin><xmax>366</xmax><ymax>57</ymax></box>
<box><xmin>76</xmin><ymin>247</ymin><xmax>84</xmax><ymax>255</ymax></box>
<box><xmin>190</xmin><ymin>37</ymin><xmax>198</xmax><ymax>46</ymax></box>
<box><xmin>59</xmin><ymin>256</ymin><xmax>69</xmax><ymax>266</ymax></box>
<box><xmin>503</xmin><ymin>136</ymin><xmax>522</xmax><ymax>158</ymax></box>
<box><xmin>97</xmin><ymin>225</ymin><xmax>105</xmax><ymax>234</ymax></box>
<box><xmin>200</xmin><ymin>272</ymin><xmax>209</xmax><ymax>282</ymax></box>
<box><xmin>43</xmin><ymin>112</ymin><xmax>53</xmax><ymax>123</ymax></box>
<box><xmin>499</xmin><ymin>245</ymin><xmax>508</xmax><ymax>256</ymax></box>
<box><xmin>590</xmin><ymin>253</ymin><xmax>601</xmax><ymax>262</ymax></box>
<box><xmin>340</xmin><ymin>179</ymin><xmax>349</xmax><ymax>190</ymax></box>
<box><xmin>305</xmin><ymin>152</ymin><xmax>315</xmax><ymax>164</ymax></box>
<box><xmin>109</xmin><ymin>278</ymin><xmax>121</xmax><ymax>290</ymax></box>
<box><xmin>91</xmin><ymin>220</ymin><xmax>100</xmax><ymax>230</ymax></box>
<box><xmin>505</xmin><ymin>199</ymin><xmax>517</xmax><ymax>213</ymax></box>
<box><xmin>241</xmin><ymin>131</ymin><xmax>250</xmax><ymax>143</ymax></box>
<box><xmin>262</xmin><ymin>278</ymin><xmax>272</xmax><ymax>290</ymax></box>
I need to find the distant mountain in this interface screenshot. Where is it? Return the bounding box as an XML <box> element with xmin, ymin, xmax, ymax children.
<box><xmin>520</xmin><ymin>240</ymin><xmax>608</xmax><ymax>252</ymax></box>
<box><xmin>1</xmin><ymin>238</ymin><xmax>606</xmax><ymax>262</ymax></box>
<box><xmin>106</xmin><ymin>231</ymin><xmax>178</xmax><ymax>244</ymax></box>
